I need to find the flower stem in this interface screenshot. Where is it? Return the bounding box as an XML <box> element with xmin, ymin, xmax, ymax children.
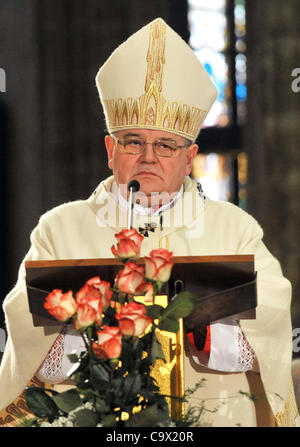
<box><xmin>153</xmin><ymin>281</ymin><xmax>158</xmax><ymax>306</ymax></box>
<box><xmin>80</xmin><ymin>331</ymin><xmax>89</xmax><ymax>351</ymax></box>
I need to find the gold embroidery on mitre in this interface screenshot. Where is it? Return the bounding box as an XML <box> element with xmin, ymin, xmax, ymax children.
<box><xmin>145</xmin><ymin>19</ymin><xmax>166</xmax><ymax>93</ymax></box>
<box><xmin>103</xmin><ymin>19</ymin><xmax>207</xmax><ymax>140</ymax></box>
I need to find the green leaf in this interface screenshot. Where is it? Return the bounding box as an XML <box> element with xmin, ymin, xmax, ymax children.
<box><xmin>138</xmin><ymin>356</ymin><xmax>152</xmax><ymax>375</ymax></box>
<box><xmin>161</xmin><ymin>291</ymin><xmax>195</xmax><ymax>320</ymax></box>
<box><xmin>25</xmin><ymin>387</ymin><xmax>59</xmax><ymax>421</ymax></box>
<box><xmin>90</xmin><ymin>362</ymin><xmax>110</xmax><ymax>387</ymax></box>
<box><xmin>25</xmin><ymin>386</ymin><xmax>59</xmax><ymax>396</ymax></box>
<box><xmin>146</xmin><ymin>304</ymin><xmax>165</xmax><ymax>319</ymax></box>
<box><xmin>158</xmin><ymin>317</ymin><xmax>179</xmax><ymax>333</ymax></box>
<box><xmin>157</xmin><ymin>397</ymin><xmax>171</xmax><ymax>425</ymax></box>
<box><xmin>95</xmin><ymin>397</ymin><xmax>110</xmax><ymax>414</ymax></box>
<box><xmin>120</xmin><ymin>337</ymin><xmax>134</xmax><ymax>372</ymax></box>
<box><xmin>18</xmin><ymin>417</ymin><xmax>39</xmax><ymax>427</ymax></box>
<box><xmin>132</xmin><ymin>338</ymin><xmax>146</xmax><ymax>361</ymax></box>
<box><xmin>73</xmin><ymin>409</ymin><xmax>98</xmax><ymax>427</ymax></box>
<box><xmin>74</xmin><ymin>371</ymin><xmax>91</xmax><ymax>390</ymax></box>
<box><xmin>125</xmin><ymin>404</ymin><xmax>159</xmax><ymax>427</ymax></box>
<box><xmin>76</xmin><ymin>387</ymin><xmax>97</xmax><ymax>399</ymax></box>
<box><xmin>151</xmin><ymin>335</ymin><xmax>166</xmax><ymax>362</ymax></box>
<box><xmin>73</xmin><ymin>350</ymin><xmax>89</xmax><ymax>373</ymax></box>
<box><xmin>123</xmin><ymin>372</ymin><xmax>142</xmax><ymax>398</ymax></box>
<box><xmin>101</xmin><ymin>414</ymin><xmax>117</xmax><ymax>427</ymax></box>
<box><xmin>52</xmin><ymin>389</ymin><xmax>82</xmax><ymax>413</ymax></box>
<box><xmin>113</xmin><ymin>376</ymin><xmax>124</xmax><ymax>396</ymax></box>
<box><xmin>67</xmin><ymin>353</ymin><xmax>79</xmax><ymax>364</ymax></box>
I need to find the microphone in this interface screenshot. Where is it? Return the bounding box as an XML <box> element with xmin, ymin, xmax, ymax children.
<box><xmin>128</xmin><ymin>180</ymin><xmax>140</xmax><ymax>193</ymax></box>
<box><xmin>127</xmin><ymin>180</ymin><xmax>140</xmax><ymax>229</ymax></box>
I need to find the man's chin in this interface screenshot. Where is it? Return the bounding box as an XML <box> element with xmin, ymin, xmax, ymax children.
<box><xmin>140</xmin><ymin>186</ymin><xmax>167</xmax><ymax>198</ymax></box>
<box><xmin>136</xmin><ymin>178</ymin><xmax>163</xmax><ymax>195</ymax></box>
<box><xmin>135</xmin><ymin>188</ymin><xmax>176</xmax><ymax>208</ymax></box>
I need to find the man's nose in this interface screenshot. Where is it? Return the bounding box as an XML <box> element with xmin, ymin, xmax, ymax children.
<box><xmin>140</xmin><ymin>142</ymin><xmax>157</xmax><ymax>162</ymax></box>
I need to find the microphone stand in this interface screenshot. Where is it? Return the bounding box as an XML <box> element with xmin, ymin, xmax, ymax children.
<box><xmin>127</xmin><ymin>180</ymin><xmax>140</xmax><ymax>229</ymax></box>
<box><xmin>128</xmin><ymin>187</ymin><xmax>134</xmax><ymax>229</ymax></box>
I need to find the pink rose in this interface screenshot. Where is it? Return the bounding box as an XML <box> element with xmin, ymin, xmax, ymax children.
<box><xmin>77</xmin><ymin>277</ymin><xmax>112</xmax><ymax>310</ymax></box>
<box><xmin>76</xmin><ymin>277</ymin><xmax>104</xmax><ymax>325</ymax></box>
<box><xmin>115</xmin><ymin>302</ymin><xmax>152</xmax><ymax>336</ymax></box>
<box><xmin>111</xmin><ymin>229</ymin><xmax>144</xmax><ymax>259</ymax></box>
<box><xmin>74</xmin><ymin>304</ymin><xmax>98</xmax><ymax>330</ymax></box>
<box><xmin>94</xmin><ymin>279</ymin><xmax>113</xmax><ymax>310</ymax></box>
<box><xmin>114</xmin><ymin>262</ymin><xmax>147</xmax><ymax>295</ymax></box>
<box><xmin>144</xmin><ymin>249</ymin><xmax>174</xmax><ymax>283</ymax></box>
<box><xmin>92</xmin><ymin>326</ymin><xmax>122</xmax><ymax>359</ymax></box>
<box><xmin>44</xmin><ymin>289</ymin><xmax>77</xmax><ymax>322</ymax></box>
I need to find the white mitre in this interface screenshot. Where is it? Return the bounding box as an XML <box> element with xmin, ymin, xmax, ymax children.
<box><xmin>96</xmin><ymin>17</ymin><xmax>218</xmax><ymax>142</ymax></box>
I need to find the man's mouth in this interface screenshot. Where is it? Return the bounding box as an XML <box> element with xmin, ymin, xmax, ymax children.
<box><xmin>135</xmin><ymin>171</ymin><xmax>160</xmax><ymax>178</ymax></box>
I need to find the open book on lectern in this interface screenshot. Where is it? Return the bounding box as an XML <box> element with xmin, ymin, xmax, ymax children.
<box><xmin>25</xmin><ymin>254</ymin><xmax>257</xmax><ymax>329</ymax></box>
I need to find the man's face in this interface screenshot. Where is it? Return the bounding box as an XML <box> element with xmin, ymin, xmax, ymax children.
<box><xmin>105</xmin><ymin>128</ymin><xmax>198</xmax><ymax>204</ymax></box>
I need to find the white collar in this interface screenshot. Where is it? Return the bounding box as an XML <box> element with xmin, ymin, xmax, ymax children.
<box><xmin>111</xmin><ymin>181</ymin><xmax>184</xmax><ymax>216</ymax></box>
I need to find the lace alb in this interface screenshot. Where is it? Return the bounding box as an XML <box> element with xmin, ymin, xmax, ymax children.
<box><xmin>36</xmin><ymin>327</ymin><xmax>67</xmax><ymax>384</ymax></box>
<box><xmin>38</xmin><ymin>323</ymin><xmax>256</xmax><ymax>383</ymax></box>
<box><xmin>237</xmin><ymin>328</ymin><xmax>256</xmax><ymax>371</ymax></box>
<box><xmin>192</xmin><ymin>322</ymin><xmax>256</xmax><ymax>372</ymax></box>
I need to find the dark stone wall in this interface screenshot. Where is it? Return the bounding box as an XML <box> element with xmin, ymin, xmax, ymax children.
<box><xmin>0</xmin><ymin>0</ymin><xmax>173</xmax><ymax>303</ymax></box>
<box><xmin>245</xmin><ymin>0</ymin><xmax>300</xmax><ymax>327</ymax></box>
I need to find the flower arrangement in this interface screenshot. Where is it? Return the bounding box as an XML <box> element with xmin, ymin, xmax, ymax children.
<box><xmin>24</xmin><ymin>229</ymin><xmax>196</xmax><ymax>427</ymax></box>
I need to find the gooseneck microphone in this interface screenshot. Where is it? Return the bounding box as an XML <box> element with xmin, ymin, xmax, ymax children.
<box><xmin>127</xmin><ymin>180</ymin><xmax>140</xmax><ymax>229</ymax></box>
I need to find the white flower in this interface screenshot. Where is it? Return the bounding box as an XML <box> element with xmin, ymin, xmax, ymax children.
<box><xmin>40</xmin><ymin>416</ymin><xmax>75</xmax><ymax>427</ymax></box>
<box><xmin>39</xmin><ymin>401</ymin><xmax>97</xmax><ymax>428</ymax></box>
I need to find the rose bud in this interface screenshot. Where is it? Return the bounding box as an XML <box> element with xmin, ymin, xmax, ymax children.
<box><xmin>44</xmin><ymin>289</ymin><xmax>77</xmax><ymax>322</ymax></box>
<box><xmin>137</xmin><ymin>282</ymin><xmax>154</xmax><ymax>303</ymax></box>
<box><xmin>114</xmin><ymin>262</ymin><xmax>147</xmax><ymax>295</ymax></box>
<box><xmin>94</xmin><ymin>280</ymin><xmax>113</xmax><ymax>310</ymax></box>
<box><xmin>92</xmin><ymin>326</ymin><xmax>122</xmax><ymax>359</ymax></box>
<box><xmin>77</xmin><ymin>277</ymin><xmax>112</xmax><ymax>310</ymax></box>
<box><xmin>144</xmin><ymin>249</ymin><xmax>174</xmax><ymax>283</ymax></box>
<box><xmin>74</xmin><ymin>304</ymin><xmax>98</xmax><ymax>330</ymax></box>
<box><xmin>111</xmin><ymin>228</ymin><xmax>144</xmax><ymax>260</ymax></box>
<box><xmin>115</xmin><ymin>302</ymin><xmax>153</xmax><ymax>337</ymax></box>
<box><xmin>76</xmin><ymin>277</ymin><xmax>104</xmax><ymax>324</ymax></box>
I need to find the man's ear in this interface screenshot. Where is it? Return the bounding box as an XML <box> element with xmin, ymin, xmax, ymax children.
<box><xmin>105</xmin><ymin>135</ymin><xmax>115</xmax><ymax>170</ymax></box>
<box><xmin>185</xmin><ymin>143</ymin><xmax>198</xmax><ymax>176</ymax></box>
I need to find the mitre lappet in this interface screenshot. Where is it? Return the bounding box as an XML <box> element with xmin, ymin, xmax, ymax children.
<box><xmin>96</xmin><ymin>17</ymin><xmax>218</xmax><ymax>141</ymax></box>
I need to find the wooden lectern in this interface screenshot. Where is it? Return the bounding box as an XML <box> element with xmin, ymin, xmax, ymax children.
<box><xmin>25</xmin><ymin>254</ymin><xmax>257</xmax><ymax>418</ymax></box>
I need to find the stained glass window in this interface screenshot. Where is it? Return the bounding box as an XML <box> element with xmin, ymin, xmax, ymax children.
<box><xmin>188</xmin><ymin>0</ymin><xmax>247</xmax><ymax>208</ymax></box>
<box><xmin>188</xmin><ymin>0</ymin><xmax>229</xmax><ymax>127</ymax></box>
<box><xmin>234</xmin><ymin>1</ymin><xmax>247</xmax><ymax>125</ymax></box>
<box><xmin>188</xmin><ymin>0</ymin><xmax>246</xmax><ymax>127</ymax></box>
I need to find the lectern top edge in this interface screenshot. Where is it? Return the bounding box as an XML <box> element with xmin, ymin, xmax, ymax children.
<box><xmin>25</xmin><ymin>254</ymin><xmax>255</xmax><ymax>269</ymax></box>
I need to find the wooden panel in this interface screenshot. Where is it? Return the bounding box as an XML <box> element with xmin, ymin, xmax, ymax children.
<box><xmin>25</xmin><ymin>254</ymin><xmax>257</xmax><ymax>327</ymax></box>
